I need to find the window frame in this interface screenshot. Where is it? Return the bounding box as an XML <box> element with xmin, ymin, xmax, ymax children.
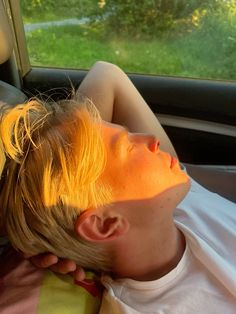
<box><xmin>7</xmin><ymin>0</ymin><xmax>30</xmax><ymax>77</ymax></box>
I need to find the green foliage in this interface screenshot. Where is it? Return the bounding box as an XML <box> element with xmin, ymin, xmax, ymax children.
<box><xmin>21</xmin><ymin>0</ymin><xmax>236</xmax><ymax>38</ymax></box>
<box><xmin>25</xmin><ymin>18</ymin><xmax>236</xmax><ymax>80</ymax></box>
<box><xmin>87</xmin><ymin>0</ymin><xmax>229</xmax><ymax>38</ymax></box>
<box><xmin>21</xmin><ymin>0</ymin><xmax>236</xmax><ymax>80</ymax></box>
<box><xmin>20</xmin><ymin>0</ymin><xmax>97</xmax><ymax>21</ymax></box>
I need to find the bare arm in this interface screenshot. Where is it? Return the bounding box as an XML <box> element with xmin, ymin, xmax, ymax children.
<box><xmin>77</xmin><ymin>61</ymin><xmax>177</xmax><ymax>157</ymax></box>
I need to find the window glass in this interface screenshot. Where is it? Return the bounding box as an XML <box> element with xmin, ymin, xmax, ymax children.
<box><xmin>21</xmin><ymin>0</ymin><xmax>236</xmax><ymax>80</ymax></box>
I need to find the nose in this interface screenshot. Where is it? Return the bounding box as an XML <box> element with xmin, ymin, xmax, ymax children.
<box><xmin>148</xmin><ymin>137</ymin><xmax>160</xmax><ymax>153</ymax></box>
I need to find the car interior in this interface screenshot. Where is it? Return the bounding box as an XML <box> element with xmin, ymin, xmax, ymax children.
<box><xmin>0</xmin><ymin>1</ymin><xmax>235</xmax><ymax>312</ymax></box>
<box><xmin>0</xmin><ymin>1</ymin><xmax>235</xmax><ymax>203</ymax></box>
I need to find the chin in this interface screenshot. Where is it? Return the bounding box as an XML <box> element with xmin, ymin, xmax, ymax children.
<box><xmin>154</xmin><ymin>179</ymin><xmax>190</xmax><ymax>211</ymax></box>
<box><xmin>166</xmin><ymin>176</ymin><xmax>191</xmax><ymax>209</ymax></box>
<box><xmin>176</xmin><ymin>177</ymin><xmax>191</xmax><ymax>204</ymax></box>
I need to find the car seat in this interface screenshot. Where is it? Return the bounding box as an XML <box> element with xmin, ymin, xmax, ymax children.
<box><xmin>0</xmin><ymin>1</ymin><xmax>27</xmax><ymax>105</ymax></box>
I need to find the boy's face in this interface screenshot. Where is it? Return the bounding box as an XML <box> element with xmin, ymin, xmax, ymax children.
<box><xmin>100</xmin><ymin>122</ymin><xmax>190</xmax><ymax>205</ymax></box>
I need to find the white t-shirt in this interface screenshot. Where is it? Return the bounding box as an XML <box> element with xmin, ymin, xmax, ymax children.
<box><xmin>100</xmin><ymin>178</ymin><xmax>236</xmax><ymax>313</ymax></box>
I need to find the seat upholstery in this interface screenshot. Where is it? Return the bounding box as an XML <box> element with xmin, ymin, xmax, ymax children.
<box><xmin>185</xmin><ymin>163</ymin><xmax>236</xmax><ymax>203</ymax></box>
<box><xmin>0</xmin><ymin>80</ymin><xmax>27</xmax><ymax>105</ymax></box>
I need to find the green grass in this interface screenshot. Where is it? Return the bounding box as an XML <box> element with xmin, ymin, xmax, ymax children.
<box><xmin>23</xmin><ymin>13</ymin><xmax>65</xmax><ymax>24</ymax></box>
<box><xmin>25</xmin><ymin>21</ymin><xmax>236</xmax><ymax>81</ymax></box>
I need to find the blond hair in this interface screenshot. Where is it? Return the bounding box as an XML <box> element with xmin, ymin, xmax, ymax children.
<box><xmin>0</xmin><ymin>96</ymin><xmax>113</xmax><ymax>271</ymax></box>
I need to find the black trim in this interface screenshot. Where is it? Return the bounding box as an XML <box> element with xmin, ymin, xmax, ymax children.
<box><xmin>130</xmin><ymin>74</ymin><xmax>236</xmax><ymax>126</ymax></box>
<box><xmin>23</xmin><ymin>67</ymin><xmax>236</xmax><ymax>126</ymax></box>
<box><xmin>166</xmin><ymin>126</ymin><xmax>236</xmax><ymax>164</ymax></box>
<box><xmin>22</xmin><ymin>67</ymin><xmax>236</xmax><ymax>165</ymax></box>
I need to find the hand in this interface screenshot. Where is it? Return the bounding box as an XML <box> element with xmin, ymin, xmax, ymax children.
<box><xmin>27</xmin><ymin>253</ymin><xmax>86</xmax><ymax>281</ymax></box>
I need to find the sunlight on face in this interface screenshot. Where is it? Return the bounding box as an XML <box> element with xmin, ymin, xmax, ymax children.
<box><xmin>100</xmin><ymin>122</ymin><xmax>190</xmax><ymax>204</ymax></box>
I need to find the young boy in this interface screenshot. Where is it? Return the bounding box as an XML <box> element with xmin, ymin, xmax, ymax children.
<box><xmin>1</xmin><ymin>62</ymin><xmax>236</xmax><ymax>313</ymax></box>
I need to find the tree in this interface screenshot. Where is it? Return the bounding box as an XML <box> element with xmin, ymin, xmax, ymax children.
<box><xmin>87</xmin><ymin>0</ymin><xmax>221</xmax><ymax>38</ymax></box>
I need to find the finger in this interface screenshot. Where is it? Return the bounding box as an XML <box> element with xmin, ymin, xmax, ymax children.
<box><xmin>31</xmin><ymin>253</ymin><xmax>59</xmax><ymax>268</ymax></box>
<box><xmin>72</xmin><ymin>267</ymin><xmax>86</xmax><ymax>282</ymax></box>
<box><xmin>22</xmin><ymin>252</ymin><xmax>32</xmax><ymax>259</ymax></box>
<box><xmin>49</xmin><ymin>259</ymin><xmax>77</xmax><ymax>274</ymax></box>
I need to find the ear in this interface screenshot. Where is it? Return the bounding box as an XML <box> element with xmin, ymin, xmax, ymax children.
<box><xmin>75</xmin><ymin>209</ymin><xmax>129</xmax><ymax>243</ymax></box>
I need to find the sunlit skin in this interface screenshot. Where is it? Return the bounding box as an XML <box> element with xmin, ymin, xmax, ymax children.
<box><xmin>100</xmin><ymin>121</ymin><xmax>190</xmax><ymax>204</ymax></box>
<box><xmin>88</xmin><ymin>121</ymin><xmax>191</xmax><ymax>280</ymax></box>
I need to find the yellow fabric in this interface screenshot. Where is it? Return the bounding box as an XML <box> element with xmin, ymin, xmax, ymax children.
<box><xmin>37</xmin><ymin>271</ymin><xmax>101</xmax><ymax>314</ymax></box>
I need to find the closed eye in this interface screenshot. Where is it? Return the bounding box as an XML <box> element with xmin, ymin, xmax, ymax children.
<box><xmin>128</xmin><ymin>143</ymin><xmax>135</xmax><ymax>152</ymax></box>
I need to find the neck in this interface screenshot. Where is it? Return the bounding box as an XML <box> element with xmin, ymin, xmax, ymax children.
<box><xmin>111</xmin><ymin>221</ymin><xmax>186</xmax><ymax>281</ymax></box>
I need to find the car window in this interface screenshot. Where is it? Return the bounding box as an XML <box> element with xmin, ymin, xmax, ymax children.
<box><xmin>21</xmin><ymin>0</ymin><xmax>236</xmax><ymax>81</ymax></box>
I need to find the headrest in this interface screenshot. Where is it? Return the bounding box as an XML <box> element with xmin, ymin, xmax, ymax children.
<box><xmin>0</xmin><ymin>1</ymin><xmax>13</xmax><ymax>64</ymax></box>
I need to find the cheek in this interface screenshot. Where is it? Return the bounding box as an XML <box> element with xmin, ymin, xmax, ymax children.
<box><xmin>122</xmin><ymin>158</ymin><xmax>167</xmax><ymax>195</ymax></box>
<box><xmin>126</xmin><ymin>155</ymin><xmax>188</xmax><ymax>195</ymax></box>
